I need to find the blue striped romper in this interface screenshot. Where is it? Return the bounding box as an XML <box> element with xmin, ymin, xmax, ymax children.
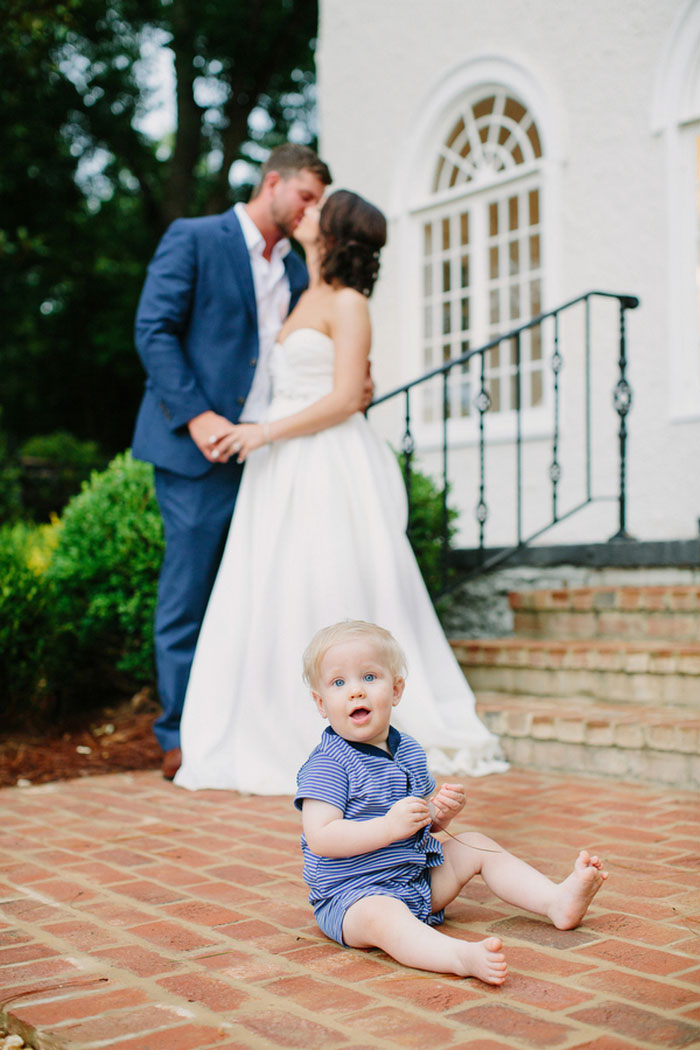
<box><xmin>294</xmin><ymin>726</ymin><xmax>445</xmax><ymax>945</ymax></box>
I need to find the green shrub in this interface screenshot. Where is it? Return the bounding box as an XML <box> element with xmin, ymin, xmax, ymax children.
<box><xmin>398</xmin><ymin>453</ymin><xmax>459</xmax><ymax>600</ymax></box>
<box><xmin>1</xmin><ymin>445</ymin><xmax>455</xmax><ymax>723</ymax></box>
<box><xmin>21</xmin><ymin>430</ymin><xmax>105</xmax><ymax>467</ymax></box>
<box><xmin>44</xmin><ymin>451</ymin><xmax>164</xmax><ymax>711</ymax></box>
<box><xmin>0</xmin><ymin>455</ymin><xmax>22</xmax><ymax>524</ymax></box>
<box><xmin>20</xmin><ymin>430</ymin><xmax>107</xmax><ymax>521</ymax></box>
<box><xmin>0</xmin><ymin>418</ymin><xmax>22</xmax><ymax>524</ymax></box>
<box><xmin>0</xmin><ymin>522</ymin><xmax>54</xmax><ymax>724</ymax></box>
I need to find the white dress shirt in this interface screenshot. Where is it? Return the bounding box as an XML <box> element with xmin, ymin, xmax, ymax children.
<box><xmin>234</xmin><ymin>202</ymin><xmax>292</xmax><ymax>422</ymax></box>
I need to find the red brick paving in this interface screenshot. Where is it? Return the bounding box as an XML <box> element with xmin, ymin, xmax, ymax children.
<box><xmin>0</xmin><ymin>768</ymin><xmax>698</xmax><ymax>1049</ymax></box>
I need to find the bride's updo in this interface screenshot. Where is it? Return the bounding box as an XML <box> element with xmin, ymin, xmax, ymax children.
<box><xmin>319</xmin><ymin>190</ymin><xmax>387</xmax><ymax>298</ymax></box>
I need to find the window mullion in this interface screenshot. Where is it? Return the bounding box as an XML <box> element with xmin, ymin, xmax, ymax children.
<box><xmin>415</xmin><ymin>91</ymin><xmax>545</xmax><ymax>424</ymax></box>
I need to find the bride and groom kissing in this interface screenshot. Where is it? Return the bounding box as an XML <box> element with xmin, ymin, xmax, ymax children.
<box><xmin>132</xmin><ymin>142</ymin><xmax>506</xmax><ymax>793</ymax></box>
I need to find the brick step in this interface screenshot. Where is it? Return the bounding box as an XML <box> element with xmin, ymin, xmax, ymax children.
<box><xmin>453</xmin><ymin>637</ymin><xmax>700</xmax><ymax>706</ymax></box>
<box><xmin>475</xmin><ymin>691</ymin><xmax>700</xmax><ymax>789</ymax></box>
<box><xmin>511</xmin><ymin>584</ymin><xmax>700</xmax><ymax>641</ymax></box>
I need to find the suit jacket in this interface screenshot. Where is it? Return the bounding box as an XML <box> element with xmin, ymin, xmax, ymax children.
<box><xmin>132</xmin><ymin>207</ymin><xmax>308</xmax><ymax>478</ymax></box>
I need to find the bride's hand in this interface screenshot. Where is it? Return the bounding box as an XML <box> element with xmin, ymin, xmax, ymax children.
<box><xmin>211</xmin><ymin>423</ymin><xmax>267</xmax><ymax>463</ymax></box>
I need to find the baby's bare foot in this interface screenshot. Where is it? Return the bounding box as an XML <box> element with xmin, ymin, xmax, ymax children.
<box><xmin>455</xmin><ymin>936</ymin><xmax>507</xmax><ymax>985</ymax></box>
<box><xmin>549</xmin><ymin>850</ymin><xmax>608</xmax><ymax>930</ymax></box>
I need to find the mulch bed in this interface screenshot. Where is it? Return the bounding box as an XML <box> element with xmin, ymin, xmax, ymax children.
<box><xmin>0</xmin><ymin>690</ymin><xmax>162</xmax><ymax>789</ymax></box>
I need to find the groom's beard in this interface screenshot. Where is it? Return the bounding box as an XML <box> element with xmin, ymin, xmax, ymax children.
<box><xmin>269</xmin><ymin>202</ymin><xmax>299</xmax><ymax>241</ymax></box>
<box><xmin>274</xmin><ymin>216</ymin><xmax>296</xmax><ymax>240</ymax></box>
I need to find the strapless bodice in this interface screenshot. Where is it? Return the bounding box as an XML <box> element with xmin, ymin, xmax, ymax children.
<box><xmin>269</xmin><ymin>328</ymin><xmax>334</xmax><ymax>414</ymax></box>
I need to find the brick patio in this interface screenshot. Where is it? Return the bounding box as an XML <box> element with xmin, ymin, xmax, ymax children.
<box><xmin>1</xmin><ymin>767</ymin><xmax>699</xmax><ymax>1049</ymax></box>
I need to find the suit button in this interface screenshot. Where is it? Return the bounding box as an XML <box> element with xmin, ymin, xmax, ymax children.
<box><xmin>237</xmin><ymin>396</ymin><xmax>245</xmax><ymax>405</ymax></box>
<box><xmin>160</xmin><ymin>401</ymin><xmax>172</xmax><ymax>420</ymax></box>
<box><xmin>249</xmin><ymin>357</ymin><xmax>258</xmax><ymax>366</ymax></box>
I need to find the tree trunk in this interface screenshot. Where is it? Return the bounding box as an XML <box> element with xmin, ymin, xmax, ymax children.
<box><xmin>163</xmin><ymin>0</ymin><xmax>203</xmax><ymax>223</ymax></box>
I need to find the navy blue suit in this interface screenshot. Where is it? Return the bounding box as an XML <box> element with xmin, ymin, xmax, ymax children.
<box><xmin>133</xmin><ymin>207</ymin><xmax>308</xmax><ymax>751</ymax></box>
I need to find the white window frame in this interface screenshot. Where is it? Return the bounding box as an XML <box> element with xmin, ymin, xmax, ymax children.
<box><xmin>652</xmin><ymin>0</ymin><xmax>700</xmax><ymax>422</ymax></box>
<box><xmin>413</xmin><ymin>168</ymin><xmax>545</xmax><ymax>424</ymax></box>
<box><xmin>390</xmin><ymin>57</ymin><xmax>564</xmax><ymax>450</ymax></box>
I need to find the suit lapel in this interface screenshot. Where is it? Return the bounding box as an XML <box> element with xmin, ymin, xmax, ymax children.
<box><xmin>222</xmin><ymin>207</ymin><xmax>308</xmax><ymax>319</ymax></box>
<box><xmin>221</xmin><ymin>208</ymin><xmax>257</xmax><ymax>325</ymax></box>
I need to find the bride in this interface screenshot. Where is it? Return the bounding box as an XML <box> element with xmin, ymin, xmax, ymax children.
<box><xmin>175</xmin><ymin>189</ymin><xmax>506</xmax><ymax>794</ymax></box>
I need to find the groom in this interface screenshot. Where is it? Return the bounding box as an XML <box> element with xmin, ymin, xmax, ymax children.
<box><xmin>132</xmin><ymin>144</ymin><xmax>332</xmax><ymax>779</ymax></box>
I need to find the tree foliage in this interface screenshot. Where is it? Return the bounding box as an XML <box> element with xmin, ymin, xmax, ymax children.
<box><xmin>0</xmin><ymin>0</ymin><xmax>318</xmax><ymax>455</ymax></box>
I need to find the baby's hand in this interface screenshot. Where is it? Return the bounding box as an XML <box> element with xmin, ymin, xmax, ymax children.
<box><xmin>430</xmin><ymin>783</ymin><xmax>466</xmax><ymax>828</ymax></box>
<box><xmin>385</xmin><ymin>796</ymin><xmax>432</xmax><ymax>840</ymax></box>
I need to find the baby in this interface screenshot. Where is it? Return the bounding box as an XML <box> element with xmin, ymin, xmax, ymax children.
<box><xmin>294</xmin><ymin>619</ymin><xmax>608</xmax><ymax>984</ymax></box>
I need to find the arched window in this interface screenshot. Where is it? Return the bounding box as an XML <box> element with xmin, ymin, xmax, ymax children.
<box><xmin>416</xmin><ymin>88</ymin><xmax>545</xmax><ymax>424</ymax></box>
<box><xmin>432</xmin><ymin>92</ymin><xmax>542</xmax><ymax>190</ymax></box>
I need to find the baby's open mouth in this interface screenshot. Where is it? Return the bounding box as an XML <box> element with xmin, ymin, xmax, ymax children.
<box><xmin>350</xmin><ymin>707</ymin><xmax>370</xmax><ymax>722</ymax></box>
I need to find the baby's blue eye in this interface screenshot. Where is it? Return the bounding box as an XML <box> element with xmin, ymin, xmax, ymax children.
<box><xmin>363</xmin><ymin>673</ymin><xmax>376</xmax><ymax>682</ymax></box>
<box><xmin>332</xmin><ymin>678</ymin><xmax>345</xmax><ymax>687</ymax></box>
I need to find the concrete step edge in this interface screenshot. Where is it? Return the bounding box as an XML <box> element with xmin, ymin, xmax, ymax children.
<box><xmin>511</xmin><ymin>609</ymin><xmax>700</xmax><ymax>643</ymax></box>
<box><xmin>509</xmin><ymin>584</ymin><xmax>700</xmax><ymax>614</ymax></box>
<box><xmin>452</xmin><ymin>637</ymin><xmax>700</xmax><ymax>654</ymax></box>
<box><xmin>474</xmin><ymin>694</ymin><xmax>700</xmax><ymax>754</ymax></box>
<box><xmin>483</xmin><ymin>730</ymin><xmax>700</xmax><ymax>789</ymax></box>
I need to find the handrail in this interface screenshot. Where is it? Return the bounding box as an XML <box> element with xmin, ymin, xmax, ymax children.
<box><xmin>369</xmin><ymin>290</ymin><xmax>641</xmax><ymax>591</ymax></box>
<box><xmin>372</xmin><ymin>291</ymin><xmax>640</xmax><ymax>406</ymax></box>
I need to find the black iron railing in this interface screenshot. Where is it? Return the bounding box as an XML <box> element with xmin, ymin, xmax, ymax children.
<box><xmin>370</xmin><ymin>290</ymin><xmax>641</xmax><ymax>590</ymax></box>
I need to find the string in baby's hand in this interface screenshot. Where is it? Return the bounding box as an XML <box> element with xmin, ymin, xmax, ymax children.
<box><xmin>428</xmin><ymin>798</ymin><xmax>501</xmax><ymax>853</ymax></box>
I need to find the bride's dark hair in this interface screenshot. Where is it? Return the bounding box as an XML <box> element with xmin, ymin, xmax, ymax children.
<box><xmin>319</xmin><ymin>190</ymin><xmax>387</xmax><ymax>298</ymax></box>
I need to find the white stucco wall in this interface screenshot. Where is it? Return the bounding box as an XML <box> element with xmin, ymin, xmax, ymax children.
<box><xmin>317</xmin><ymin>0</ymin><xmax>700</xmax><ymax>546</ymax></box>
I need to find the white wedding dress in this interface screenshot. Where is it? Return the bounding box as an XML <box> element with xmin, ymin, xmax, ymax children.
<box><xmin>175</xmin><ymin>329</ymin><xmax>507</xmax><ymax>794</ymax></box>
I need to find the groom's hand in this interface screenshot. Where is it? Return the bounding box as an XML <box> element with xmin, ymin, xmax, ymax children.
<box><xmin>188</xmin><ymin>410</ymin><xmax>236</xmax><ymax>462</ymax></box>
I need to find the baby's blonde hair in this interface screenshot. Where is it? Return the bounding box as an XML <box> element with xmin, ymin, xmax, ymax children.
<box><xmin>302</xmin><ymin>620</ymin><xmax>407</xmax><ymax>691</ymax></box>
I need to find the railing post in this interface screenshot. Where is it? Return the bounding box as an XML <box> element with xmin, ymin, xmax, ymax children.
<box><xmin>549</xmin><ymin>312</ymin><xmax>563</xmax><ymax>521</ymax></box>
<box><xmin>584</xmin><ymin>295</ymin><xmax>592</xmax><ymax>501</ymax></box>
<box><xmin>610</xmin><ymin>298</ymin><xmax>634</xmax><ymax>541</ymax></box>
<box><xmin>401</xmin><ymin>389</ymin><xmax>414</xmax><ymax>524</ymax></box>
<box><xmin>475</xmin><ymin>352</ymin><xmax>491</xmax><ymax>556</ymax></box>
<box><xmin>441</xmin><ymin>370</ymin><xmax>450</xmax><ymax>591</ymax></box>
<box><xmin>514</xmin><ymin>332</ymin><xmax>522</xmax><ymax>545</ymax></box>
